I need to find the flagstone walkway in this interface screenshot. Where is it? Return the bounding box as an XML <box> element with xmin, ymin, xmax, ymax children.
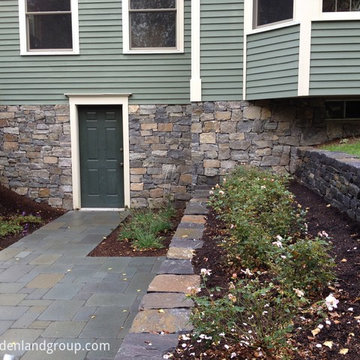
<box><xmin>0</xmin><ymin>211</ymin><xmax>163</xmax><ymax>360</ymax></box>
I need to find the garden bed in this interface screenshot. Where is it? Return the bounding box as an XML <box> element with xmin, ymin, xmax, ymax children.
<box><xmin>0</xmin><ymin>184</ymin><xmax>65</xmax><ymax>250</ymax></box>
<box><xmin>89</xmin><ymin>207</ymin><xmax>183</xmax><ymax>257</ymax></box>
<box><xmin>173</xmin><ymin>173</ymin><xmax>360</xmax><ymax>359</ymax></box>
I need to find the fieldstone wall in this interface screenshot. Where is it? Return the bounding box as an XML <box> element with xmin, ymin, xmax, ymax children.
<box><xmin>1</xmin><ymin>100</ymin><xmax>360</xmax><ymax>209</ymax></box>
<box><xmin>191</xmin><ymin>99</ymin><xmax>360</xmax><ymax>185</ymax></box>
<box><xmin>128</xmin><ymin>104</ymin><xmax>193</xmax><ymax>208</ymax></box>
<box><xmin>296</xmin><ymin>148</ymin><xmax>360</xmax><ymax>222</ymax></box>
<box><xmin>0</xmin><ymin>105</ymin><xmax>72</xmax><ymax>209</ymax></box>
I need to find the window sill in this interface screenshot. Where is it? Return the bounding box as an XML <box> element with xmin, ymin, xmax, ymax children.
<box><xmin>247</xmin><ymin>20</ymin><xmax>300</xmax><ymax>36</ymax></box>
<box><xmin>318</xmin><ymin>12</ymin><xmax>360</xmax><ymax>21</ymax></box>
<box><xmin>123</xmin><ymin>49</ymin><xmax>184</xmax><ymax>55</ymax></box>
<box><xmin>20</xmin><ymin>50</ymin><xmax>80</xmax><ymax>56</ymax></box>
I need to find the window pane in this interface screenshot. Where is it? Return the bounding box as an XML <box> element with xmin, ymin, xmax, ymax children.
<box><xmin>345</xmin><ymin>102</ymin><xmax>360</xmax><ymax>118</ymax></box>
<box><xmin>130</xmin><ymin>0</ymin><xmax>176</xmax><ymax>9</ymax></box>
<box><xmin>325</xmin><ymin>101</ymin><xmax>344</xmax><ymax>119</ymax></box>
<box><xmin>27</xmin><ymin>0</ymin><xmax>71</xmax><ymax>12</ymax></box>
<box><xmin>337</xmin><ymin>0</ymin><xmax>351</xmax><ymax>11</ymax></box>
<box><xmin>130</xmin><ymin>12</ymin><xmax>176</xmax><ymax>48</ymax></box>
<box><xmin>351</xmin><ymin>0</ymin><xmax>360</xmax><ymax>10</ymax></box>
<box><xmin>256</xmin><ymin>0</ymin><xmax>293</xmax><ymax>27</ymax></box>
<box><xmin>323</xmin><ymin>0</ymin><xmax>335</xmax><ymax>11</ymax></box>
<box><xmin>28</xmin><ymin>14</ymin><xmax>72</xmax><ymax>49</ymax></box>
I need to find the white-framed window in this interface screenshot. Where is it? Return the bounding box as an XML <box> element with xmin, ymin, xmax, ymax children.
<box><xmin>253</xmin><ymin>0</ymin><xmax>294</xmax><ymax>28</ymax></box>
<box><xmin>323</xmin><ymin>0</ymin><xmax>360</xmax><ymax>12</ymax></box>
<box><xmin>122</xmin><ymin>0</ymin><xmax>184</xmax><ymax>54</ymax></box>
<box><xmin>19</xmin><ymin>0</ymin><xmax>79</xmax><ymax>55</ymax></box>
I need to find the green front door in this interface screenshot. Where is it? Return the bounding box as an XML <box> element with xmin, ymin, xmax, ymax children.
<box><xmin>79</xmin><ymin>106</ymin><xmax>124</xmax><ymax>208</ymax></box>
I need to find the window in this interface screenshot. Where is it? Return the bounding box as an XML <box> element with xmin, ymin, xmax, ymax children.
<box><xmin>254</xmin><ymin>0</ymin><xmax>294</xmax><ymax>28</ymax></box>
<box><xmin>19</xmin><ymin>0</ymin><xmax>79</xmax><ymax>55</ymax></box>
<box><xmin>323</xmin><ymin>0</ymin><xmax>360</xmax><ymax>11</ymax></box>
<box><xmin>325</xmin><ymin>101</ymin><xmax>360</xmax><ymax>120</ymax></box>
<box><xmin>123</xmin><ymin>0</ymin><xmax>184</xmax><ymax>53</ymax></box>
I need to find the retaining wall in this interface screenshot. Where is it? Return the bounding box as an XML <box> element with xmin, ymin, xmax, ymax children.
<box><xmin>296</xmin><ymin>148</ymin><xmax>360</xmax><ymax>222</ymax></box>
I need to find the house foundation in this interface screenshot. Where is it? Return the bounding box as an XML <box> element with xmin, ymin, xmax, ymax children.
<box><xmin>1</xmin><ymin>100</ymin><xmax>360</xmax><ymax>209</ymax></box>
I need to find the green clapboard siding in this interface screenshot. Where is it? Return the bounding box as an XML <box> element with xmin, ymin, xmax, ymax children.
<box><xmin>200</xmin><ymin>0</ymin><xmax>243</xmax><ymax>101</ymax></box>
<box><xmin>0</xmin><ymin>0</ymin><xmax>191</xmax><ymax>105</ymax></box>
<box><xmin>310</xmin><ymin>21</ymin><xmax>360</xmax><ymax>96</ymax></box>
<box><xmin>246</xmin><ymin>25</ymin><xmax>300</xmax><ymax>100</ymax></box>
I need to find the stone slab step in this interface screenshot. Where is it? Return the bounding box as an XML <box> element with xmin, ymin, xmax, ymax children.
<box><xmin>157</xmin><ymin>259</ymin><xmax>194</xmax><ymax>275</ymax></box>
<box><xmin>115</xmin><ymin>333</ymin><xmax>179</xmax><ymax>360</ymax></box>
<box><xmin>170</xmin><ymin>238</ymin><xmax>204</xmax><ymax>250</ymax></box>
<box><xmin>181</xmin><ymin>215</ymin><xmax>206</xmax><ymax>224</ymax></box>
<box><xmin>173</xmin><ymin>227</ymin><xmax>204</xmax><ymax>240</ymax></box>
<box><xmin>139</xmin><ymin>293</ymin><xmax>193</xmax><ymax>310</ymax></box>
<box><xmin>167</xmin><ymin>247</ymin><xmax>195</xmax><ymax>260</ymax></box>
<box><xmin>148</xmin><ymin>275</ymin><xmax>200</xmax><ymax>294</ymax></box>
<box><xmin>130</xmin><ymin>309</ymin><xmax>193</xmax><ymax>334</ymax></box>
<box><xmin>184</xmin><ymin>203</ymin><xmax>208</xmax><ymax>215</ymax></box>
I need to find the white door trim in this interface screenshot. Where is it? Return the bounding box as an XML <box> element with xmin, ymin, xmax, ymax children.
<box><xmin>65</xmin><ymin>94</ymin><xmax>131</xmax><ymax>210</ymax></box>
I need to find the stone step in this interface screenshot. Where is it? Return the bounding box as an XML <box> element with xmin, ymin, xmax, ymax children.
<box><xmin>167</xmin><ymin>247</ymin><xmax>194</xmax><ymax>260</ymax></box>
<box><xmin>157</xmin><ymin>259</ymin><xmax>194</xmax><ymax>275</ymax></box>
<box><xmin>148</xmin><ymin>275</ymin><xmax>200</xmax><ymax>294</ymax></box>
<box><xmin>169</xmin><ymin>238</ymin><xmax>204</xmax><ymax>250</ymax></box>
<box><xmin>139</xmin><ymin>293</ymin><xmax>193</xmax><ymax>310</ymax></box>
<box><xmin>115</xmin><ymin>333</ymin><xmax>179</xmax><ymax>360</ymax></box>
<box><xmin>130</xmin><ymin>309</ymin><xmax>193</xmax><ymax>334</ymax></box>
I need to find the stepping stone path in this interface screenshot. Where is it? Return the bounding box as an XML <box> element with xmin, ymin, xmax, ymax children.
<box><xmin>115</xmin><ymin>186</ymin><xmax>210</xmax><ymax>360</ymax></box>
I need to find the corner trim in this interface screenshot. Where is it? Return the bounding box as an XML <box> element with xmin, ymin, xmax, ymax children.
<box><xmin>67</xmin><ymin>95</ymin><xmax>131</xmax><ymax>210</ymax></box>
<box><xmin>190</xmin><ymin>0</ymin><xmax>202</xmax><ymax>102</ymax></box>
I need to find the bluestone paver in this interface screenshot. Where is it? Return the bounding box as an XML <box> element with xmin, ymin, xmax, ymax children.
<box><xmin>0</xmin><ymin>210</ymin><xmax>161</xmax><ymax>359</ymax></box>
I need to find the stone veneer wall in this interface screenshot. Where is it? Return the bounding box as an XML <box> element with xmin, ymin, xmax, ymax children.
<box><xmin>1</xmin><ymin>100</ymin><xmax>360</xmax><ymax>209</ymax></box>
<box><xmin>128</xmin><ymin>104</ymin><xmax>193</xmax><ymax>208</ymax></box>
<box><xmin>191</xmin><ymin>99</ymin><xmax>360</xmax><ymax>185</ymax></box>
<box><xmin>0</xmin><ymin>105</ymin><xmax>72</xmax><ymax>209</ymax></box>
<box><xmin>296</xmin><ymin>148</ymin><xmax>360</xmax><ymax>222</ymax></box>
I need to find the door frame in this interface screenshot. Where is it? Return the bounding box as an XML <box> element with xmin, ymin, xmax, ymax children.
<box><xmin>66</xmin><ymin>94</ymin><xmax>131</xmax><ymax>210</ymax></box>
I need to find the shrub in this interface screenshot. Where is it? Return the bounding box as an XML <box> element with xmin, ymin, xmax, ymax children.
<box><xmin>190</xmin><ymin>278</ymin><xmax>301</xmax><ymax>358</ymax></box>
<box><xmin>210</xmin><ymin>166</ymin><xmax>304</xmax><ymax>270</ymax></box>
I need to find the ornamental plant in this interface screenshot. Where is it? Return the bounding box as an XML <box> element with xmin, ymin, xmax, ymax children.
<box><xmin>188</xmin><ymin>165</ymin><xmax>335</xmax><ymax>358</ymax></box>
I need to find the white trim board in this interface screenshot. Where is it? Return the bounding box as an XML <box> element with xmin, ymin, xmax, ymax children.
<box><xmin>18</xmin><ymin>0</ymin><xmax>80</xmax><ymax>56</ymax></box>
<box><xmin>66</xmin><ymin>94</ymin><xmax>131</xmax><ymax>210</ymax></box>
<box><xmin>190</xmin><ymin>0</ymin><xmax>202</xmax><ymax>102</ymax></box>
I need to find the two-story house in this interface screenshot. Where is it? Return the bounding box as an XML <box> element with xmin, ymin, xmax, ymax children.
<box><xmin>1</xmin><ymin>0</ymin><xmax>360</xmax><ymax>210</ymax></box>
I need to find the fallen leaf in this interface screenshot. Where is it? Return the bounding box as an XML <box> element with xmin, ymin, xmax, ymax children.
<box><xmin>90</xmin><ymin>315</ymin><xmax>96</xmax><ymax>319</ymax></box>
<box><xmin>158</xmin><ymin>309</ymin><xmax>165</xmax><ymax>313</ymax></box>
<box><xmin>341</xmin><ymin>259</ymin><xmax>348</xmax><ymax>263</ymax></box>
<box><xmin>326</xmin><ymin>204</ymin><xmax>331</xmax><ymax>208</ymax></box>
<box><xmin>311</xmin><ymin>328</ymin><xmax>321</xmax><ymax>336</ymax></box>
<box><xmin>339</xmin><ymin>348</ymin><xmax>349</xmax><ymax>355</ymax></box>
<box><xmin>324</xmin><ymin>341</ymin><xmax>333</xmax><ymax>349</ymax></box>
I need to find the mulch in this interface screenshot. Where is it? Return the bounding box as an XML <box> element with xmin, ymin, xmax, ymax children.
<box><xmin>88</xmin><ymin>209</ymin><xmax>184</xmax><ymax>257</ymax></box>
<box><xmin>0</xmin><ymin>184</ymin><xmax>65</xmax><ymax>251</ymax></box>
<box><xmin>173</xmin><ymin>181</ymin><xmax>360</xmax><ymax>359</ymax></box>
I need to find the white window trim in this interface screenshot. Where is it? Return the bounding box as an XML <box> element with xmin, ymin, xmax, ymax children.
<box><xmin>65</xmin><ymin>93</ymin><xmax>131</xmax><ymax>210</ymax></box>
<box><xmin>18</xmin><ymin>0</ymin><xmax>80</xmax><ymax>56</ymax></box>
<box><xmin>122</xmin><ymin>0</ymin><xmax>184</xmax><ymax>54</ymax></box>
<box><xmin>252</xmin><ymin>0</ymin><xmax>295</xmax><ymax>31</ymax></box>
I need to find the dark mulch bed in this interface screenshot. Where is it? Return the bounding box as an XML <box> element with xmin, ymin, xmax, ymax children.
<box><xmin>174</xmin><ymin>181</ymin><xmax>360</xmax><ymax>359</ymax></box>
<box><xmin>0</xmin><ymin>184</ymin><xmax>65</xmax><ymax>250</ymax></box>
<box><xmin>88</xmin><ymin>209</ymin><xmax>183</xmax><ymax>257</ymax></box>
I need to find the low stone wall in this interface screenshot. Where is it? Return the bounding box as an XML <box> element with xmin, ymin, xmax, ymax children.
<box><xmin>296</xmin><ymin>148</ymin><xmax>360</xmax><ymax>222</ymax></box>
